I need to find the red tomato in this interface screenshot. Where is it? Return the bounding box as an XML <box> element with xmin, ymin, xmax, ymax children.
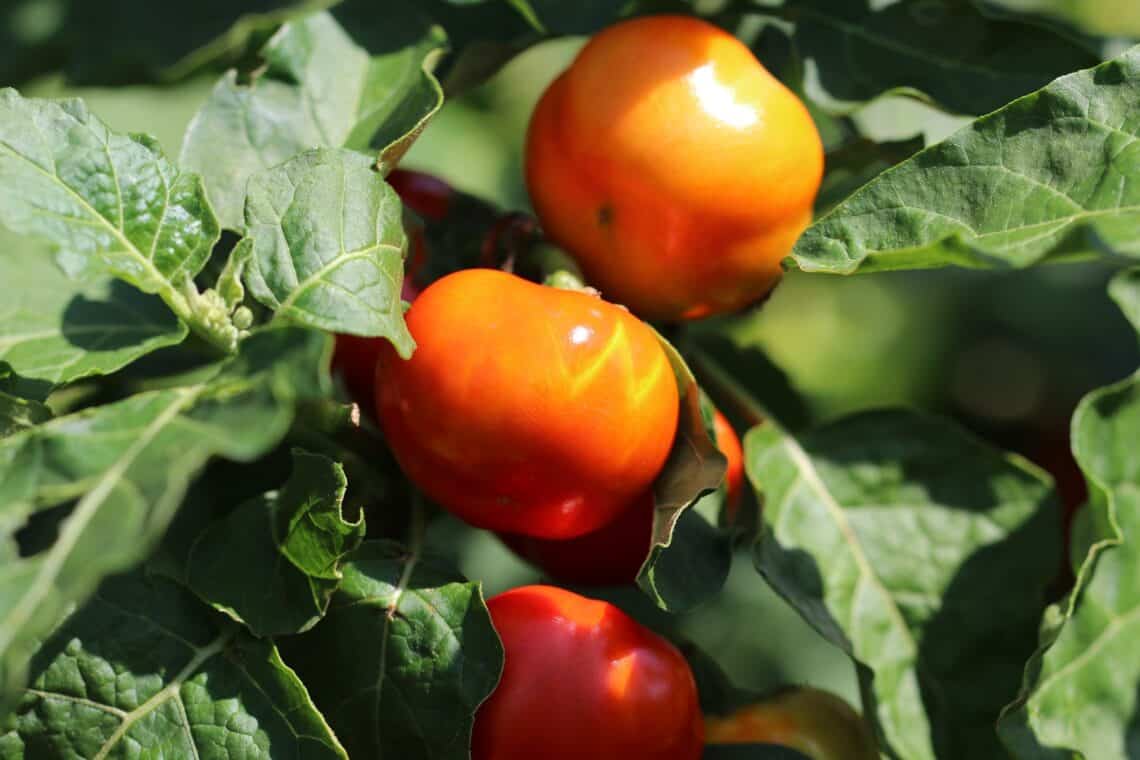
<box><xmin>498</xmin><ymin>408</ymin><xmax>746</xmax><ymax>585</ymax></box>
<box><xmin>473</xmin><ymin>585</ymin><xmax>703</xmax><ymax>760</ymax></box>
<box><xmin>375</xmin><ymin>269</ymin><xmax>679</xmax><ymax>538</ymax></box>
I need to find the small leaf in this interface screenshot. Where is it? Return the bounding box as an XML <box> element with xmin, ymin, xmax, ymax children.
<box><xmin>0</xmin><ymin>236</ymin><xmax>187</xmax><ymax>399</ymax></box>
<box><xmin>637</xmin><ymin>332</ymin><xmax>731</xmax><ymax>613</ymax></box>
<box><xmin>1</xmin><ymin>571</ymin><xmax>347</xmax><ymax>759</ymax></box>
<box><xmin>746</xmin><ymin>411</ymin><xmax>1059</xmax><ymax>760</ymax></box>
<box><xmin>0</xmin><ymin>327</ymin><xmax>330</xmax><ymax>707</ymax></box>
<box><xmin>181</xmin><ymin>450</ymin><xmax>365</xmax><ymax>636</ymax></box>
<box><xmin>241</xmin><ymin>148</ymin><xmax>414</xmax><ymax>355</ymax></box>
<box><xmin>999</xmin><ymin>373</ymin><xmax>1140</xmax><ymax>760</ymax></box>
<box><xmin>181</xmin><ymin>9</ymin><xmax>445</xmax><ymax>230</ymax></box>
<box><xmin>794</xmin><ymin>46</ymin><xmax>1140</xmax><ymax>274</ymax></box>
<box><xmin>1109</xmin><ymin>267</ymin><xmax>1140</xmax><ymax>337</ymax></box>
<box><xmin>794</xmin><ymin>0</ymin><xmax>1097</xmax><ymax>115</ymax></box>
<box><xmin>0</xmin><ymin>390</ymin><xmax>50</xmax><ymax>437</ymax></box>
<box><xmin>279</xmin><ymin>540</ymin><xmax>503</xmax><ymax>760</ymax></box>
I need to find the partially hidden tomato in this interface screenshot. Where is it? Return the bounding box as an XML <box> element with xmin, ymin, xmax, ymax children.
<box><xmin>331</xmin><ymin>170</ymin><xmax>452</xmax><ymax>406</ymax></box>
<box><xmin>498</xmin><ymin>409</ymin><xmax>745</xmax><ymax>585</ymax></box>
<box><xmin>713</xmin><ymin>409</ymin><xmax>745</xmax><ymax>523</ymax></box>
<box><xmin>526</xmin><ymin>15</ymin><xmax>823</xmax><ymax>321</ymax></box>
<box><xmin>704</xmin><ymin>687</ymin><xmax>879</xmax><ymax>760</ymax></box>
<box><xmin>375</xmin><ymin>269</ymin><xmax>679</xmax><ymax>538</ymax></box>
<box><xmin>472</xmin><ymin>585</ymin><xmax>703</xmax><ymax>760</ymax></box>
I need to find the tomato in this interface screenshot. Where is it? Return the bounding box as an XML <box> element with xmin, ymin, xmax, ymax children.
<box><xmin>704</xmin><ymin>687</ymin><xmax>878</xmax><ymax>760</ymax></box>
<box><xmin>713</xmin><ymin>409</ymin><xmax>745</xmax><ymax>522</ymax></box>
<box><xmin>472</xmin><ymin>585</ymin><xmax>703</xmax><ymax>760</ymax></box>
<box><xmin>499</xmin><ymin>490</ymin><xmax>655</xmax><ymax>586</ymax></box>
<box><xmin>375</xmin><ymin>269</ymin><xmax>679</xmax><ymax>538</ymax></box>
<box><xmin>331</xmin><ymin>170</ymin><xmax>449</xmax><ymax>405</ymax></box>
<box><xmin>498</xmin><ymin>408</ymin><xmax>745</xmax><ymax>585</ymax></box>
<box><xmin>525</xmin><ymin>15</ymin><xmax>823</xmax><ymax>322</ymax></box>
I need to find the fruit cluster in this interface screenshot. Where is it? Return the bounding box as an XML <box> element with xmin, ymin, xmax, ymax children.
<box><xmin>334</xmin><ymin>14</ymin><xmax>848</xmax><ymax>759</ymax></box>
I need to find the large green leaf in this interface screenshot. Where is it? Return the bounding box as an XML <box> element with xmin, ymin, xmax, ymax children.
<box><xmin>0</xmin><ymin>327</ymin><xmax>330</xmax><ymax>707</ymax></box>
<box><xmin>181</xmin><ymin>8</ymin><xmax>445</xmax><ymax>231</ymax></box>
<box><xmin>982</xmin><ymin>0</ymin><xmax>1140</xmax><ymax>39</ymax></box>
<box><xmin>791</xmin><ymin>0</ymin><xmax>1097</xmax><ymax>115</ymax></box>
<box><xmin>999</xmin><ymin>372</ymin><xmax>1140</xmax><ymax>759</ymax></box>
<box><xmin>279</xmin><ymin>539</ymin><xmax>502</xmax><ymax>759</ymax></box>
<box><xmin>0</xmin><ymin>237</ymin><xmax>187</xmax><ymax>399</ymax></box>
<box><xmin>793</xmin><ymin>46</ymin><xmax>1140</xmax><ymax>274</ymax></box>
<box><xmin>0</xmin><ymin>89</ymin><xmax>246</xmax><ymax>351</ymax></box>
<box><xmin>0</xmin><ymin>571</ymin><xmax>347</xmax><ymax>759</ymax></box>
<box><xmin>239</xmin><ymin>148</ymin><xmax>414</xmax><ymax>354</ymax></box>
<box><xmin>180</xmin><ymin>449</ymin><xmax>364</xmax><ymax>636</ymax></box>
<box><xmin>745</xmin><ymin>411</ymin><xmax>1059</xmax><ymax>760</ymax></box>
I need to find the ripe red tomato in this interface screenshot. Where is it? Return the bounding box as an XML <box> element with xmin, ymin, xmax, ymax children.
<box><xmin>375</xmin><ymin>269</ymin><xmax>679</xmax><ymax>538</ymax></box>
<box><xmin>526</xmin><ymin>15</ymin><xmax>823</xmax><ymax>321</ymax></box>
<box><xmin>704</xmin><ymin>687</ymin><xmax>878</xmax><ymax>760</ymax></box>
<box><xmin>498</xmin><ymin>408</ymin><xmax>746</xmax><ymax>585</ymax></box>
<box><xmin>472</xmin><ymin>585</ymin><xmax>703</xmax><ymax>760</ymax></box>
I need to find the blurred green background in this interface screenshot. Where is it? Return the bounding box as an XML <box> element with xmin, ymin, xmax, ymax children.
<box><xmin>14</xmin><ymin>29</ymin><xmax>1139</xmax><ymax>711</ymax></box>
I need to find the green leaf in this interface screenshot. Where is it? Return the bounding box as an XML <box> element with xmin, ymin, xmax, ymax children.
<box><xmin>793</xmin><ymin>46</ymin><xmax>1140</xmax><ymax>274</ymax></box>
<box><xmin>637</xmin><ymin>333</ymin><xmax>731</xmax><ymax>613</ymax></box>
<box><xmin>0</xmin><ymin>88</ymin><xmax>247</xmax><ymax>351</ymax></box>
<box><xmin>999</xmin><ymin>373</ymin><xmax>1140</xmax><ymax>759</ymax></box>
<box><xmin>278</xmin><ymin>540</ymin><xmax>503</xmax><ymax>760</ymax></box>
<box><xmin>793</xmin><ymin>0</ymin><xmax>1097</xmax><ymax>116</ymax></box>
<box><xmin>181</xmin><ymin>449</ymin><xmax>365</xmax><ymax>636</ymax></box>
<box><xmin>0</xmin><ymin>236</ymin><xmax>188</xmax><ymax>399</ymax></box>
<box><xmin>1109</xmin><ymin>267</ymin><xmax>1140</xmax><ymax>337</ymax></box>
<box><xmin>745</xmin><ymin>411</ymin><xmax>1060</xmax><ymax>760</ymax></box>
<box><xmin>180</xmin><ymin>8</ymin><xmax>445</xmax><ymax>231</ymax></box>
<box><xmin>982</xmin><ymin>0</ymin><xmax>1140</xmax><ymax>39</ymax></box>
<box><xmin>240</xmin><ymin>148</ymin><xmax>414</xmax><ymax>355</ymax></box>
<box><xmin>0</xmin><ymin>327</ymin><xmax>330</xmax><ymax>707</ymax></box>
<box><xmin>0</xmin><ymin>390</ymin><xmax>50</xmax><ymax>437</ymax></box>
<box><xmin>1</xmin><ymin>571</ymin><xmax>347</xmax><ymax>759</ymax></box>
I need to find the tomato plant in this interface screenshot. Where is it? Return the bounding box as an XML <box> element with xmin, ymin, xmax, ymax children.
<box><xmin>0</xmin><ymin>2</ymin><xmax>1138</xmax><ymax>760</ymax></box>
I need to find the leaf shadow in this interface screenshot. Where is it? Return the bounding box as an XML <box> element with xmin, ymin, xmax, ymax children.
<box><xmin>60</xmin><ymin>282</ymin><xmax>180</xmax><ymax>351</ymax></box>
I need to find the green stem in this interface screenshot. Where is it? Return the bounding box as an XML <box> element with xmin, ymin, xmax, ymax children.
<box><xmin>687</xmin><ymin>346</ymin><xmax>770</xmax><ymax>428</ymax></box>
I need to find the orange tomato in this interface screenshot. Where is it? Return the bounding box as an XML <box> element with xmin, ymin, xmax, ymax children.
<box><xmin>375</xmin><ymin>269</ymin><xmax>679</xmax><ymax>538</ymax></box>
<box><xmin>498</xmin><ymin>408</ymin><xmax>746</xmax><ymax>585</ymax></box>
<box><xmin>526</xmin><ymin>15</ymin><xmax>823</xmax><ymax>321</ymax></box>
<box><xmin>705</xmin><ymin>688</ymin><xmax>878</xmax><ymax>760</ymax></box>
<box><xmin>473</xmin><ymin>585</ymin><xmax>703</xmax><ymax>760</ymax></box>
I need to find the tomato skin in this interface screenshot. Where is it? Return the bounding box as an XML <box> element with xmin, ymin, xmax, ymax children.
<box><xmin>499</xmin><ymin>490</ymin><xmax>655</xmax><ymax>585</ymax></box>
<box><xmin>526</xmin><ymin>15</ymin><xmax>823</xmax><ymax>321</ymax></box>
<box><xmin>375</xmin><ymin>269</ymin><xmax>679</xmax><ymax>538</ymax></box>
<box><xmin>498</xmin><ymin>409</ymin><xmax>745</xmax><ymax>585</ymax></box>
<box><xmin>713</xmin><ymin>410</ymin><xmax>745</xmax><ymax>522</ymax></box>
<box><xmin>472</xmin><ymin>585</ymin><xmax>704</xmax><ymax>760</ymax></box>
<box><xmin>705</xmin><ymin>688</ymin><xmax>878</xmax><ymax>760</ymax></box>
